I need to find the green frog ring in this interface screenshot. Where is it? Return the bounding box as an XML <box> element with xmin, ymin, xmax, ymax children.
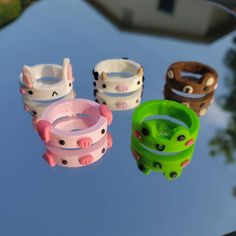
<box><xmin>132</xmin><ymin>100</ymin><xmax>200</xmax><ymax>152</ymax></box>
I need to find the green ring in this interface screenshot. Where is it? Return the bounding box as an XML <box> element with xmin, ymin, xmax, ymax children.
<box><xmin>131</xmin><ymin>135</ymin><xmax>195</xmax><ymax>180</ymax></box>
<box><xmin>132</xmin><ymin>100</ymin><xmax>200</xmax><ymax>152</ymax></box>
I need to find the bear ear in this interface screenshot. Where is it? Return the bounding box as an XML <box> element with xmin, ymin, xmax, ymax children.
<box><xmin>22</xmin><ymin>65</ymin><xmax>34</xmax><ymax>88</ymax></box>
<box><xmin>63</xmin><ymin>58</ymin><xmax>73</xmax><ymax>81</ymax></box>
<box><xmin>101</xmin><ymin>71</ymin><xmax>108</xmax><ymax>80</ymax></box>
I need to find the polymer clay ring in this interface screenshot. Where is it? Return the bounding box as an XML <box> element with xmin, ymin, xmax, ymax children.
<box><xmin>92</xmin><ymin>58</ymin><xmax>144</xmax><ymax>93</ymax></box>
<box><xmin>165</xmin><ymin>61</ymin><xmax>218</xmax><ymax>94</ymax></box>
<box><xmin>35</xmin><ymin>98</ymin><xmax>113</xmax><ymax>149</ymax></box>
<box><xmin>44</xmin><ymin>132</ymin><xmax>113</xmax><ymax>168</ymax></box>
<box><xmin>94</xmin><ymin>87</ymin><xmax>143</xmax><ymax>111</ymax></box>
<box><xmin>131</xmin><ymin>135</ymin><xmax>194</xmax><ymax>180</ymax></box>
<box><xmin>22</xmin><ymin>89</ymin><xmax>76</xmax><ymax>118</ymax></box>
<box><xmin>19</xmin><ymin>58</ymin><xmax>74</xmax><ymax>101</ymax></box>
<box><xmin>132</xmin><ymin>100</ymin><xmax>200</xmax><ymax>152</ymax></box>
<box><xmin>164</xmin><ymin>84</ymin><xmax>214</xmax><ymax>117</ymax></box>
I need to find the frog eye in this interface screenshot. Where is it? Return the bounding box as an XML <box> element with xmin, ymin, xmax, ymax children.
<box><xmin>183</xmin><ymin>85</ymin><xmax>193</xmax><ymax>93</ymax></box>
<box><xmin>177</xmin><ymin>135</ymin><xmax>185</xmax><ymax>141</ymax></box>
<box><xmin>141</xmin><ymin>127</ymin><xmax>149</xmax><ymax>136</ymax></box>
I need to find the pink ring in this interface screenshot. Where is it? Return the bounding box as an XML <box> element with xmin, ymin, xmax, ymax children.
<box><xmin>44</xmin><ymin>133</ymin><xmax>112</xmax><ymax>168</ymax></box>
<box><xmin>35</xmin><ymin>98</ymin><xmax>113</xmax><ymax>149</ymax></box>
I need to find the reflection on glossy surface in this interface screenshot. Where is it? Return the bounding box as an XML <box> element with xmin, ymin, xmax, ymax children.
<box><xmin>209</xmin><ymin>36</ymin><xmax>236</xmax><ymax>164</ymax></box>
<box><xmin>1</xmin><ymin>0</ymin><xmax>236</xmax><ymax>235</ymax></box>
<box><xmin>0</xmin><ymin>0</ymin><xmax>38</xmax><ymax>29</ymax></box>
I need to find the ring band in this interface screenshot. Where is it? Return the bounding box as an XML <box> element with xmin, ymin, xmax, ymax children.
<box><xmin>19</xmin><ymin>58</ymin><xmax>74</xmax><ymax>101</ymax></box>
<box><xmin>93</xmin><ymin>58</ymin><xmax>144</xmax><ymax>93</ymax></box>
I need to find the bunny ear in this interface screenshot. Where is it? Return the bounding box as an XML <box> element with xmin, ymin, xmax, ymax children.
<box><xmin>22</xmin><ymin>65</ymin><xmax>34</xmax><ymax>88</ymax></box>
<box><xmin>63</xmin><ymin>58</ymin><xmax>74</xmax><ymax>81</ymax></box>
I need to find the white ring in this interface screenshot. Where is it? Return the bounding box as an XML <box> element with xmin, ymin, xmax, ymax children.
<box><xmin>19</xmin><ymin>58</ymin><xmax>74</xmax><ymax>101</ymax></box>
<box><xmin>93</xmin><ymin>58</ymin><xmax>143</xmax><ymax>94</ymax></box>
<box><xmin>95</xmin><ymin>87</ymin><xmax>143</xmax><ymax>111</ymax></box>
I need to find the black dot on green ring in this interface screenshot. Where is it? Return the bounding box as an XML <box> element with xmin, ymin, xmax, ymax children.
<box><xmin>170</xmin><ymin>172</ymin><xmax>177</xmax><ymax>179</ymax></box>
<box><xmin>59</xmin><ymin>140</ymin><xmax>65</xmax><ymax>145</ymax></box>
<box><xmin>177</xmin><ymin>135</ymin><xmax>185</xmax><ymax>141</ymax></box>
<box><xmin>101</xmin><ymin>129</ymin><xmax>105</xmax><ymax>134</ymax></box>
<box><xmin>102</xmin><ymin>148</ymin><xmax>106</xmax><ymax>153</ymax></box>
<box><xmin>62</xmin><ymin>159</ymin><xmax>68</xmax><ymax>165</ymax></box>
<box><xmin>153</xmin><ymin>162</ymin><xmax>162</xmax><ymax>169</ymax></box>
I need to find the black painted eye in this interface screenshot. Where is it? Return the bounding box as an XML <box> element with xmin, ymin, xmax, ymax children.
<box><xmin>170</xmin><ymin>172</ymin><xmax>177</xmax><ymax>179</ymax></box>
<box><xmin>101</xmin><ymin>129</ymin><xmax>105</xmax><ymax>134</ymax></box>
<box><xmin>138</xmin><ymin>164</ymin><xmax>146</xmax><ymax>172</ymax></box>
<box><xmin>59</xmin><ymin>140</ymin><xmax>65</xmax><ymax>145</ymax></box>
<box><xmin>32</xmin><ymin>110</ymin><xmax>37</xmax><ymax>115</ymax></box>
<box><xmin>200</xmin><ymin>103</ymin><xmax>205</xmax><ymax>108</ymax></box>
<box><xmin>177</xmin><ymin>135</ymin><xmax>185</xmax><ymax>141</ymax></box>
<box><xmin>28</xmin><ymin>90</ymin><xmax>33</xmax><ymax>95</ymax></box>
<box><xmin>102</xmin><ymin>148</ymin><xmax>106</xmax><ymax>153</ymax></box>
<box><xmin>69</xmin><ymin>82</ymin><xmax>72</xmax><ymax>87</ymax></box>
<box><xmin>93</xmin><ymin>70</ymin><xmax>99</xmax><ymax>80</ymax></box>
<box><xmin>93</xmin><ymin>81</ymin><xmax>96</xmax><ymax>86</ymax></box>
<box><xmin>93</xmin><ymin>89</ymin><xmax>98</xmax><ymax>96</ymax></box>
<box><xmin>102</xmin><ymin>101</ymin><xmax>106</xmax><ymax>105</ymax></box>
<box><xmin>204</xmin><ymin>86</ymin><xmax>209</xmax><ymax>92</ymax></box>
<box><xmin>136</xmin><ymin>99</ymin><xmax>139</xmax><ymax>103</ymax></box>
<box><xmin>156</xmin><ymin>144</ymin><xmax>165</xmax><ymax>151</ymax></box>
<box><xmin>137</xmin><ymin>81</ymin><xmax>140</xmax><ymax>85</ymax></box>
<box><xmin>141</xmin><ymin>127</ymin><xmax>149</xmax><ymax>136</ymax></box>
<box><xmin>102</xmin><ymin>84</ymin><xmax>106</xmax><ymax>88</ymax></box>
<box><xmin>95</xmin><ymin>99</ymin><xmax>99</xmax><ymax>103</ymax></box>
<box><xmin>153</xmin><ymin>162</ymin><xmax>162</xmax><ymax>169</ymax></box>
<box><xmin>62</xmin><ymin>159</ymin><xmax>68</xmax><ymax>165</ymax></box>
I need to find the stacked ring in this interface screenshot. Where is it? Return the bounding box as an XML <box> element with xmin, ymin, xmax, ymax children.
<box><xmin>164</xmin><ymin>61</ymin><xmax>218</xmax><ymax>116</ymax></box>
<box><xmin>131</xmin><ymin>135</ymin><xmax>194</xmax><ymax>180</ymax></box>
<box><xmin>94</xmin><ymin>86</ymin><xmax>143</xmax><ymax>111</ymax></box>
<box><xmin>92</xmin><ymin>58</ymin><xmax>144</xmax><ymax>111</ymax></box>
<box><xmin>35</xmin><ymin>98</ymin><xmax>113</xmax><ymax>168</ymax></box>
<box><xmin>131</xmin><ymin>100</ymin><xmax>200</xmax><ymax>180</ymax></box>
<box><xmin>19</xmin><ymin>58</ymin><xmax>74</xmax><ymax>101</ymax></box>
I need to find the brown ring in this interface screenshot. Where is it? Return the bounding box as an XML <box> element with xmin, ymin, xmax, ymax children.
<box><xmin>163</xmin><ymin>83</ymin><xmax>215</xmax><ymax>116</ymax></box>
<box><xmin>165</xmin><ymin>61</ymin><xmax>218</xmax><ymax>94</ymax></box>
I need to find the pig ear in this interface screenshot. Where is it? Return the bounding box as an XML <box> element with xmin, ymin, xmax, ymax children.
<box><xmin>22</xmin><ymin>66</ymin><xmax>34</xmax><ymax>88</ymax></box>
<box><xmin>63</xmin><ymin>58</ymin><xmax>74</xmax><ymax>81</ymax></box>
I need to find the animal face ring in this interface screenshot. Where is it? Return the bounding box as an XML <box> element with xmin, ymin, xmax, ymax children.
<box><xmin>165</xmin><ymin>61</ymin><xmax>218</xmax><ymax>94</ymax></box>
<box><xmin>132</xmin><ymin>100</ymin><xmax>200</xmax><ymax>153</ymax></box>
<box><xmin>92</xmin><ymin>58</ymin><xmax>144</xmax><ymax>93</ymax></box>
<box><xmin>19</xmin><ymin>58</ymin><xmax>74</xmax><ymax>101</ymax></box>
<box><xmin>35</xmin><ymin>98</ymin><xmax>113</xmax><ymax>149</ymax></box>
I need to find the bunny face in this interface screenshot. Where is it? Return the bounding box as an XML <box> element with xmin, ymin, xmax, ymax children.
<box><xmin>165</xmin><ymin>61</ymin><xmax>218</xmax><ymax>95</ymax></box>
<box><xmin>19</xmin><ymin>58</ymin><xmax>74</xmax><ymax>101</ymax></box>
<box><xmin>93</xmin><ymin>58</ymin><xmax>144</xmax><ymax>94</ymax></box>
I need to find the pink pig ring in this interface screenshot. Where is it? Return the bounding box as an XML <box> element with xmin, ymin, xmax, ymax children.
<box><xmin>44</xmin><ymin>132</ymin><xmax>113</xmax><ymax>168</ymax></box>
<box><xmin>35</xmin><ymin>98</ymin><xmax>113</xmax><ymax>149</ymax></box>
<box><xmin>19</xmin><ymin>58</ymin><xmax>74</xmax><ymax>101</ymax></box>
<box><xmin>93</xmin><ymin>58</ymin><xmax>144</xmax><ymax>94</ymax></box>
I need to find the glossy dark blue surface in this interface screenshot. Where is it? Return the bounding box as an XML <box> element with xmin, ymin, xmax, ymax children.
<box><xmin>0</xmin><ymin>1</ymin><xmax>236</xmax><ymax>235</ymax></box>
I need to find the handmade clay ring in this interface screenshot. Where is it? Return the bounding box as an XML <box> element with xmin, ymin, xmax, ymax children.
<box><xmin>22</xmin><ymin>90</ymin><xmax>76</xmax><ymax>118</ymax></box>
<box><xmin>164</xmin><ymin>84</ymin><xmax>214</xmax><ymax>116</ymax></box>
<box><xmin>44</xmin><ymin>132</ymin><xmax>113</xmax><ymax>168</ymax></box>
<box><xmin>131</xmin><ymin>135</ymin><xmax>195</xmax><ymax>180</ymax></box>
<box><xmin>94</xmin><ymin>86</ymin><xmax>143</xmax><ymax>111</ymax></box>
<box><xmin>132</xmin><ymin>100</ymin><xmax>200</xmax><ymax>152</ymax></box>
<box><xmin>92</xmin><ymin>58</ymin><xmax>144</xmax><ymax>93</ymax></box>
<box><xmin>165</xmin><ymin>61</ymin><xmax>218</xmax><ymax>94</ymax></box>
<box><xmin>19</xmin><ymin>58</ymin><xmax>74</xmax><ymax>101</ymax></box>
<box><xmin>35</xmin><ymin>98</ymin><xmax>113</xmax><ymax>149</ymax></box>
